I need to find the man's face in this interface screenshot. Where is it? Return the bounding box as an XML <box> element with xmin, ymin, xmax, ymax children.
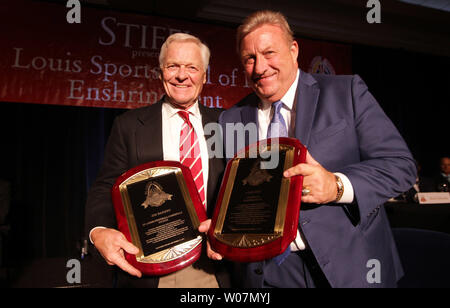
<box><xmin>240</xmin><ymin>24</ymin><xmax>299</xmax><ymax>103</ymax></box>
<box><xmin>441</xmin><ymin>157</ymin><xmax>450</xmax><ymax>175</ymax></box>
<box><xmin>161</xmin><ymin>41</ymin><xmax>206</xmax><ymax>109</ymax></box>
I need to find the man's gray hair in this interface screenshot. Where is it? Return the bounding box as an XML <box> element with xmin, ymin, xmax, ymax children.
<box><xmin>159</xmin><ymin>33</ymin><xmax>211</xmax><ymax>71</ymax></box>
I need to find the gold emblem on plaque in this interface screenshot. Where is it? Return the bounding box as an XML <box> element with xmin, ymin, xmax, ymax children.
<box><xmin>242</xmin><ymin>159</ymin><xmax>273</xmax><ymax>187</ymax></box>
<box><xmin>141</xmin><ymin>181</ymin><xmax>173</xmax><ymax>209</ymax></box>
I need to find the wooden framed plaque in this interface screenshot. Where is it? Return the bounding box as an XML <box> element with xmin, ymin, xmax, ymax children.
<box><xmin>112</xmin><ymin>161</ymin><xmax>207</xmax><ymax>276</ymax></box>
<box><xmin>208</xmin><ymin>138</ymin><xmax>306</xmax><ymax>263</ymax></box>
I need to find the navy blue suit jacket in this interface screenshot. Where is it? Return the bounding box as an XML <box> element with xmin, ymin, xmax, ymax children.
<box><xmin>219</xmin><ymin>70</ymin><xmax>416</xmax><ymax>287</ymax></box>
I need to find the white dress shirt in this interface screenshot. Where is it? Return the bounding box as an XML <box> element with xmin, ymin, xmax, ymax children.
<box><xmin>257</xmin><ymin>70</ymin><xmax>355</xmax><ymax>251</ymax></box>
<box><xmin>162</xmin><ymin>100</ymin><xmax>209</xmax><ymax>206</ymax></box>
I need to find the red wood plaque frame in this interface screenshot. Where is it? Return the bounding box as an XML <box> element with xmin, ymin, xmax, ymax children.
<box><xmin>208</xmin><ymin>138</ymin><xmax>306</xmax><ymax>263</ymax></box>
<box><xmin>112</xmin><ymin>161</ymin><xmax>207</xmax><ymax>276</ymax></box>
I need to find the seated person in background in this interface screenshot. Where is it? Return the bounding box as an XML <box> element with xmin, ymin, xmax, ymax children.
<box><xmin>435</xmin><ymin>156</ymin><xmax>450</xmax><ymax>192</ymax></box>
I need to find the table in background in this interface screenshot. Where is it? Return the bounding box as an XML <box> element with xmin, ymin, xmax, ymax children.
<box><xmin>385</xmin><ymin>202</ymin><xmax>450</xmax><ymax>234</ymax></box>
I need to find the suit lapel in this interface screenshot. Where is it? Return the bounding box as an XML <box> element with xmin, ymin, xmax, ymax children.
<box><xmin>295</xmin><ymin>71</ymin><xmax>320</xmax><ymax>147</ymax></box>
<box><xmin>199</xmin><ymin>104</ymin><xmax>224</xmax><ymax>215</ymax></box>
<box><xmin>240</xmin><ymin>97</ymin><xmax>259</xmax><ymax>146</ymax></box>
<box><xmin>136</xmin><ymin>100</ymin><xmax>164</xmax><ymax>163</ymax></box>
<box><xmin>199</xmin><ymin>103</ymin><xmax>217</xmax><ymax>127</ymax></box>
<box><xmin>240</xmin><ymin>103</ymin><xmax>258</xmax><ymax>128</ymax></box>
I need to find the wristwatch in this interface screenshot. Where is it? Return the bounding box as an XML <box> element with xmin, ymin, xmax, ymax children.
<box><xmin>335</xmin><ymin>175</ymin><xmax>344</xmax><ymax>202</ymax></box>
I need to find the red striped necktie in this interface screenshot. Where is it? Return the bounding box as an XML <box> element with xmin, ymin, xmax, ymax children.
<box><xmin>178</xmin><ymin>110</ymin><xmax>206</xmax><ymax>208</ymax></box>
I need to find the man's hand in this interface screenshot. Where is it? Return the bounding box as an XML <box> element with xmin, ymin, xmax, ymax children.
<box><xmin>198</xmin><ymin>219</ymin><xmax>223</xmax><ymax>261</ymax></box>
<box><xmin>284</xmin><ymin>151</ymin><xmax>337</xmax><ymax>204</ymax></box>
<box><xmin>91</xmin><ymin>228</ymin><xmax>142</xmax><ymax>278</ymax></box>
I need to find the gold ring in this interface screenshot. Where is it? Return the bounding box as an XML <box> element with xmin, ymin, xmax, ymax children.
<box><xmin>302</xmin><ymin>187</ymin><xmax>311</xmax><ymax>196</ymax></box>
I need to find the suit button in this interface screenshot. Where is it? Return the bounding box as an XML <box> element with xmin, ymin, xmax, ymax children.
<box><xmin>254</xmin><ymin>268</ymin><xmax>263</xmax><ymax>275</ymax></box>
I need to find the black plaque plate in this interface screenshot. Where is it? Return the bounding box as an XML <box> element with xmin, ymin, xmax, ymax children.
<box><xmin>208</xmin><ymin>138</ymin><xmax>306</xmax><ymax>262</ymax></box>
<box><xmin>112</xmin><ymin>161</ymin><xmax>207</xmax><ymax>276</ymax></box>
<box><xmin>125</xmin><ymin>172</ymin><xmax>198</xmax><ymax>257</ymax></box>
<box><xmin>221</xmin><ymin>151</ymin><xmax>287</xmax><ymax>235</ymax></box>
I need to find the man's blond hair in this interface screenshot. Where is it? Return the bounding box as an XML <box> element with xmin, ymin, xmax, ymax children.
<box><xmin>236</xmin><ymin>10</ymin><xmax>294</xmax><ymax>53</ymax></box>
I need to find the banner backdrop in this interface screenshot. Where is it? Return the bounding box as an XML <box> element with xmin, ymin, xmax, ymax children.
<box><xmin>0</xmin><ymin>1</ymin><xmax>352</xmax><ymax>109</ymax></box>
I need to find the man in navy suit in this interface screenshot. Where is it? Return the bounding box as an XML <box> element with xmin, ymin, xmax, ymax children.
<box><xmin>209</xmin><ymin>10</ymin><xmax>416</xmax><ymax>288</ymax></box>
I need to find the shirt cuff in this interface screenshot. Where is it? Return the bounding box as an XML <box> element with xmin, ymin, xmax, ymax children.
<box><xmin>334</xmin><ymin>172</ymin><xmax>354</xmax><ymax>203</ymax></box>
<box><xmin>89</xmin><ymin>226</ymin><xmax>106</xmax><ymax>244</ymax></box>
<box><xmin>290</xmin><ymin>229</ymin><xmax>306</xmax><ymax>252</ymax></box>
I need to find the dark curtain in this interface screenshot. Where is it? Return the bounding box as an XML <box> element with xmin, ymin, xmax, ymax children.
<box><xmin>352</xmin><ymin>45</ymin><xmax>450</xmax><ymax>177</ymax></box>
<box><xmin>0</xmin><ymin>103</ymin><xmax>126</xmax><ymax>266</ymax></box>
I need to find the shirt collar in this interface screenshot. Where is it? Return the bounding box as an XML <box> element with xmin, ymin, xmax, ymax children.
<box><xmin>260</xmin><ymin>69</ymin><xmax>300</xmax><ymax>111</ymax></box>
<box><xmin>163</xmin><ymin>99</ymin><xmax>201</xmax><ymax>120</ymax></box>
